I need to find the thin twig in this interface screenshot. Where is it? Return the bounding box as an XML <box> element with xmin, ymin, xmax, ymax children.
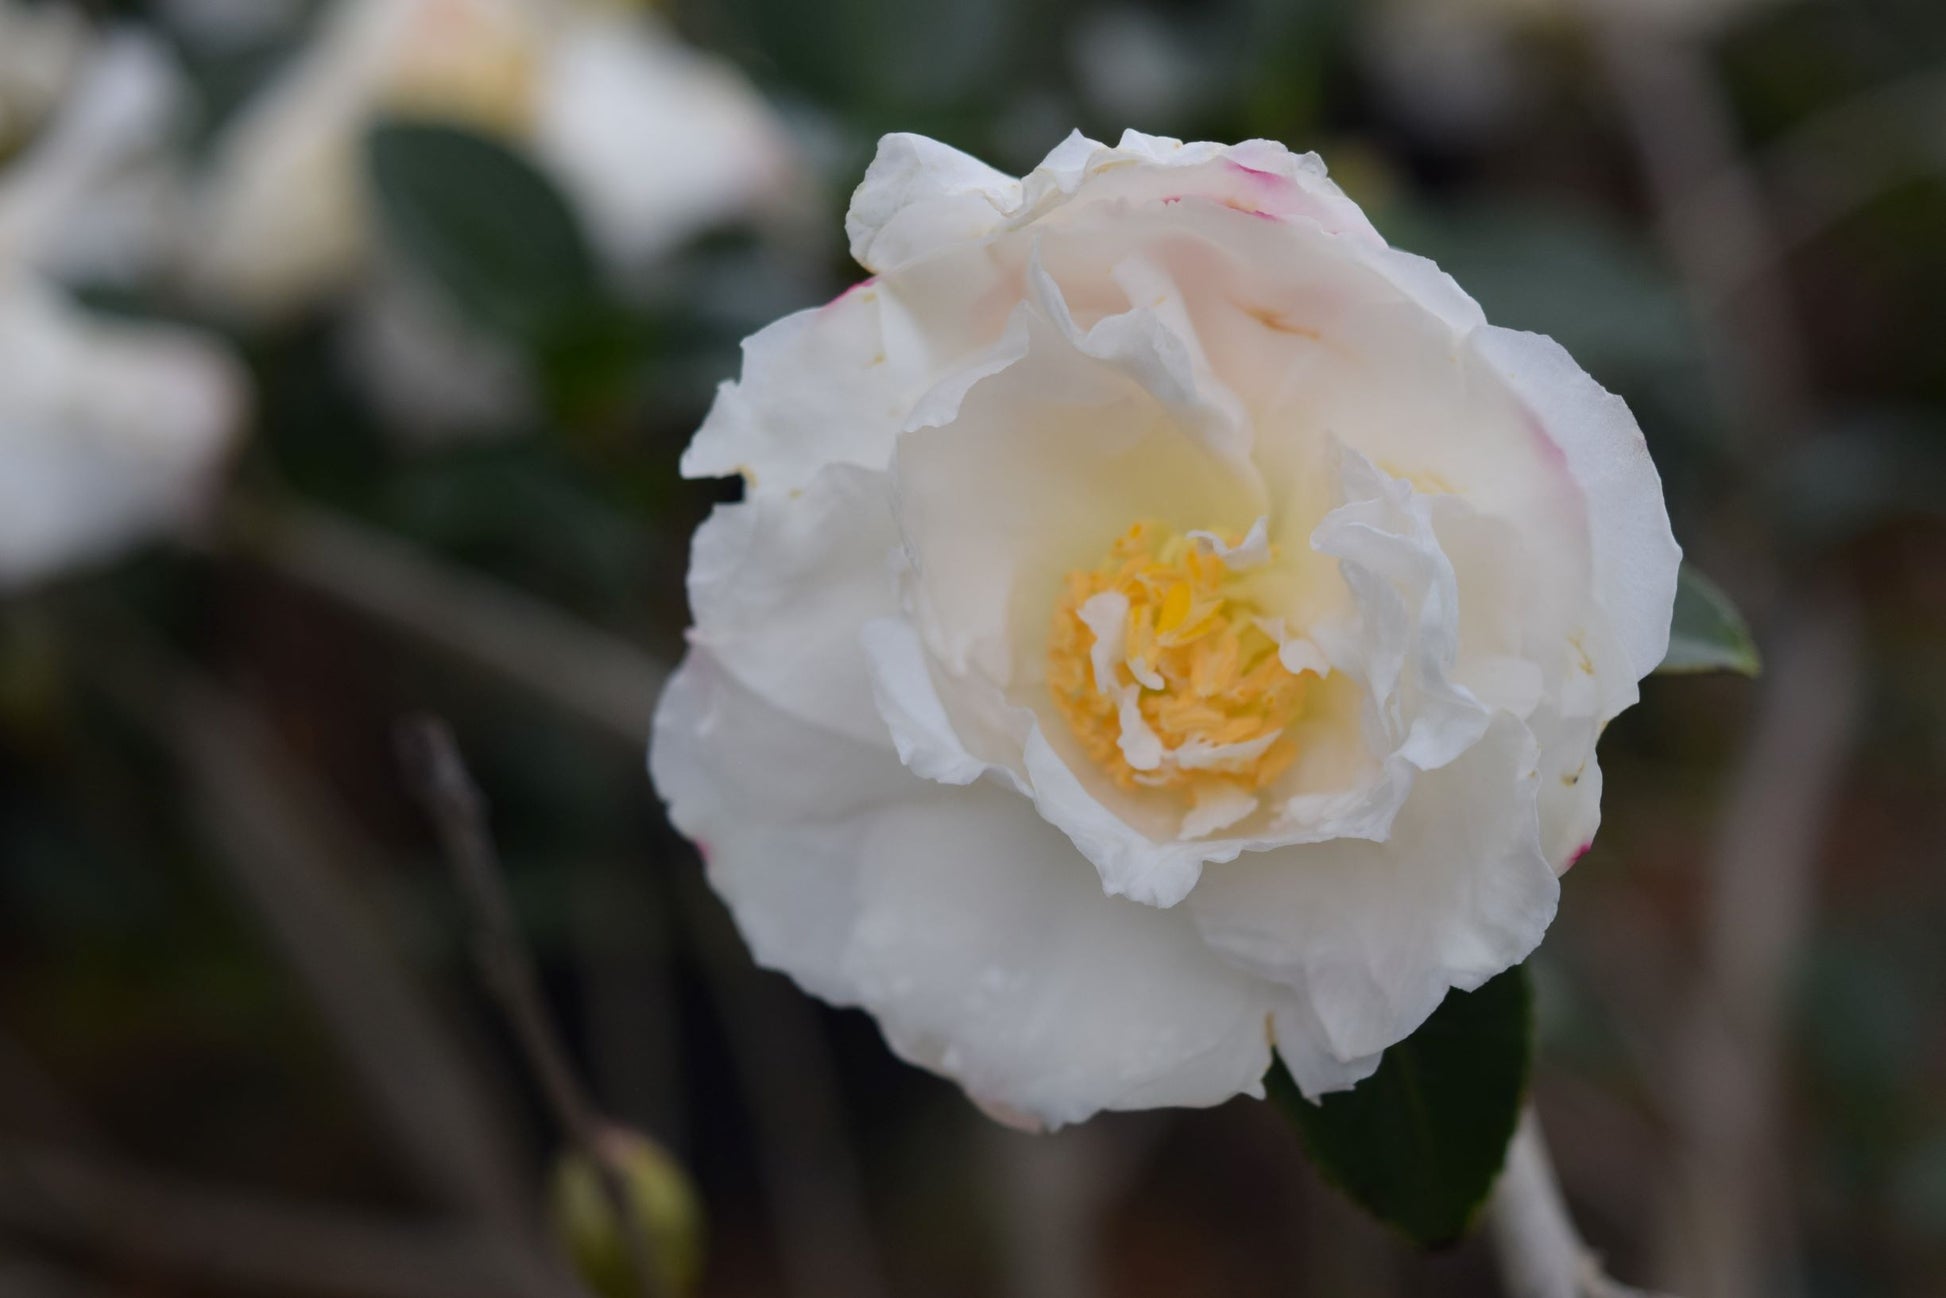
<box><xmin>398</xmin><ymin>717</ymin><xmax>665</xmax><ymax>1298</ymax></box>
<box><xmin>1680</xmin><ymin>69</ymin><xmax>1946</xmax><ymax>303</ymax></box>
<box><xmin>244</xmin><ymin>503</ymin><xmax>666</xmax><ymax>748</ymax></box>
<box><xmin>674</xmin><ymin>871</ymin><xmax>893</xmax><ymax>1298</ymax></box>
<box><xmin>1655</xmin><ymin>594</ymin><xmax>1861</xmax><ymax>1297</ymax></box>
<box><xmin>87</xmin><ymin>635</ymin><xmax>536</xmax><ymax>1236</ymax></box>
<box><xmin>0</xmin><ymin>1141</ymin><xmax>568</xmax><ymax>1298</ymax></box>
<box><xmin>1578</xmin><ymin>10</ymin><xmax>1861</xmax><ymax>1297</ymax></box>
<box><xmin>1488</xmin><ymin>1107</ymin><xmax>1672</xmax><ymax>1298</ymax></box>
<box><xmin>241</xmin><ymin>500</ymin><xmax>889</xmax><ymax>1298</ymax></box>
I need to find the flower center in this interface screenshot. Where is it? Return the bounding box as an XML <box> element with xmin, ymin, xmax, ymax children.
<box><xmin>1047</xmin><ymin>521</ymin><xmax>1306</xmax><ymax>796</ymax></box>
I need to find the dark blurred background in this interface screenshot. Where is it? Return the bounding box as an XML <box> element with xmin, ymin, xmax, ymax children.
<box><xmin>2</xmin><ymin>0</ymin><xmax>1944</xmax><ymax>1294</ymax></box>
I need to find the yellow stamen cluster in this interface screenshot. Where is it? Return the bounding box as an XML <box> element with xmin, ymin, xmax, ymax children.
<box><xmin>1047</xmin><ymin>522</ymin><xmax>1306</xmax><ymax>794</ymax></box>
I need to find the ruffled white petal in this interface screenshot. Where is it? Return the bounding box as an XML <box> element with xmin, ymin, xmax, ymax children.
<box><xmin>840</xmin><ymin>779</ymin><xmax>1275</xmax><ymax>1128</ymax></box>
<box><xmin>847</xmin><ymin>129</ymin><xmax>1386</xmax><ymax>280</ymax></box>
<box><xmin>682</xmin><ymin>279</ymin><xmax>936</xmax><ymax>495</ymax></box>
<box><xmin>1191</xmin><ymin>714</ymin><xmax>1558</xmax><ymax>1085</ymax></box>
<box><xmin>1470</xmin><ymin>326</ymin><xmax>1683</xmax><ymax>703</ymax></box>
<box><xmin>687</xmin><ymin>463</ymin><xmax>900</xmax><ymax>747</ymax></box>
<box><xmin>858</xmin><ymin>616</ymin><xmax>991</xmax><ymax>786</ymax></box>
<box><xmin>653</xmin><ymin>649</ymin><xmax>1278</xmax><ymax>1129</ymax></box>
<box><xmin>845</xmin><ymin>132</ymin><xmax>1021</xmax><ymax>274</ymax></box>
<box><xmin>650</xmin><ymin>650</ymin><xmax>910</xmax><ymax>1003</ymax></box>
<box><xmin>1308</xmin><ymin>441</ymin><xmax>1491</xmax><ymax>776</ymax></box>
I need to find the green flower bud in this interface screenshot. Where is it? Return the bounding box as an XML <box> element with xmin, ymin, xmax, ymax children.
<box><xmin>547</xmin><ymin>1128</ymin><xmax>704</xmax><ymax>1298</ymax></box>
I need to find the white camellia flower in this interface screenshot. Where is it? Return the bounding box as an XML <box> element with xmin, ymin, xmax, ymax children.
<box><xmin>185</xmin><ymin>0</ymin><xmax>799</xmax><ymax>319</ymax></box>
<box><xmin>651</xmin><ymin>131</ymin><xmax>1681</xmax><ymax>1129</ymax></box>
<box><xmin>1</xmin><ymin>33</ymin><xmax>245</xmax><ymax>590</ymax></box>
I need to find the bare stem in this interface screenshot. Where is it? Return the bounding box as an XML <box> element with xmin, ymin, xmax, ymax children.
<box><xmin>1488</xmin><ymin>1107</ymin><xmax>1671</xmax><ymax>1298</ymax></box>
<box><xmin>244</xmin><ymin>501</ymin><xmax>889</xmax><ymax>1298</ymax></box>
<box><xmin>90</xmin><ymin>637</ymin><xmax>533</xmax><ymax>1231</ymax></box>
<box><xmin>398</xmin><ymin>717</ymin><xmax>666</xmax><ymax>1298</ymax></box>
<box><xmin>0</xmin><ymin>1141</ymin><xmax>569</xmax><ymax>1298</ymax></box>
<box><xmin>244</xmin><ymin>502</ymin><xmax>665</xmax><ymax>748</ymax></box>
<box><xmin>1578</xmin><ymin>10</ymin><xmax>1859</xmax><ymax>1296</ymax></box>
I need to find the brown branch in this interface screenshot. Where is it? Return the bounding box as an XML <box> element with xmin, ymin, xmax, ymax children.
<box><xmin>0</xmin><ymin>1142</ymin><xmax>566</xmax><ymax>1298</ymax></box>
<box><xmin>1577</xmin><ymin>10</ymin><xmax>1863</xmax><ymax>1297</ymax></box>
<box><xmin>243</xmin><ymin>503</ymin><xmax>666</xmax><ymax>748</ymax></box>
<box><xmin>1488</xmin><ymin>1106</ymin><xmax>1673</xmax><ymax>1298</ymax></box>
<box><xmin>674</xmin><ymin>872</ymin><xmax>892</xmax><ymax>1298</ymax></box>
<box><xmin>237</xmin><ymin>499</ymin><xmax>890</xmax><ymax>1298</ymax></box>
<box><xmin>88</xmin><ymin>639</ymin><xmax>536</xmax><ymax>1234</ymax></box>
<box><xmin>397</xmin><ymin>717</ymin><xmax>665</xmax><ymax>1298</ymax></box>
<box><xmin>1652</xmin><ymin>593</ymin><xmax>1861</xmax><ymax>1296</ymax></box>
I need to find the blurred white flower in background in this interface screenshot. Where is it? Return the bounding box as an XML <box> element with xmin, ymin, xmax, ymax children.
<box><xmin>344</xmin><ymin>259</ymin><xmax>538</xmax><ymax>442</ymax></box>
<box><xmin>0</xmin><ymin>1</ymin><xmax>89</xmax><ymax>161</ymax></box>
<box><xmin>0</xmin><ymin>30</ymin><xmax>246</xmax><ymax>591</ymax></box>
<box><xmin>187</xmin><ymin>0</ymin><xmax>802</xmax><ymax>319</ymax></box>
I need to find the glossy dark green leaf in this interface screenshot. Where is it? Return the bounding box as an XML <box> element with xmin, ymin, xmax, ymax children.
<box><xmin>1658</xmin><ymin>562</ymin><xmax>1762</xmax><ymax>676</ymax></box>
<box><xmin>1267</xmin><ymin>964</ymin><xmax>1532</xmax><ymax>1247</ymax></box>
<box><xmin>365</xmin><ymin>120</ymin><xmax>599</xmax><ymax>345</ymax></box>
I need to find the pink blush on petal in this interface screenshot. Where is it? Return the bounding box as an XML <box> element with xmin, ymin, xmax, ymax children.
<box><xmin>825</xmin><ymin>276</ymin><xmax>879</xmax><ymax>309</ymax></box>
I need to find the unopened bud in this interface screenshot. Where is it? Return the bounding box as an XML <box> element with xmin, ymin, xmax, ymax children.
<box><xmin>548</xmin><ymin>1127</ymin><xmax>704</xmax><ymax>1297</ymax></box>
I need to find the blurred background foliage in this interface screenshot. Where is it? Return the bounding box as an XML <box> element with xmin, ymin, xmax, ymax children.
<box><xmin>2</xmin><ymin>0</ymin><xmax>1945</xmax><ymax>1294</ymax></box>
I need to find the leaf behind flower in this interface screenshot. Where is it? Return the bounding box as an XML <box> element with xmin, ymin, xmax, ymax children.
<box><xmin>1266</xmin><ymin>963</ymin><xmax>1532</xmax><ymax>1248</ymax></box>
<box><xmin>1659</xmin><ymin>562</ymin><xmax>1762</xmax><ymax>676</ymax></box>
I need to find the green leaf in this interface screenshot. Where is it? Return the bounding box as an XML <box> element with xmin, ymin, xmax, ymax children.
<box><xmin>1658</xmin><ymin>562</ymin><xmax>1762</xmax><ymax>676</ymax></box>
<box><xmin>1266</xmin><ymin>964</ymin><xmax>1532</xmax><ymax>1247</ymax></box>
<box><xmin>365</xmin><ymin>120</ymin><xmax>600</xmax><ymax>346</ymax></box>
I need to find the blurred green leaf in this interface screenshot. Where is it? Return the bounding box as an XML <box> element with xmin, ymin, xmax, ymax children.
<box><xmin>1660</xmin><ymin>563</ymin><xmax>1762</xmax><ymax>676</ymax></box>
<box><xmin>366</xmin><ymin>120</ymin><xmax>600</xmax><ymax>346</ymax></box>
<box><xmin>1266</xmin><ymin>964</ymin><xmax>1531</xmax><ymax>1247</ymax></box>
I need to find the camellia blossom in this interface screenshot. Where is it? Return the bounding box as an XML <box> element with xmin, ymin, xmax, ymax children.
<box><xmin>185</xmin><ymin>0</ymin><xmax>800</xmax><ymax>319</ymax></box>
<box><xmin>651</xmin><ymin>131</ymin><xmax>1681</xmax><ymax>1129</ymax></box>
<box><xmin>0</xmin><ymin>33</ymin><xmax>245</xmax><ymax>590</ymax></box>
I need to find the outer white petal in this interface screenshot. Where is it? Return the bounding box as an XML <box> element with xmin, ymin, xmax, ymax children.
<box><xmin>1190</xmin><ymin>714</ymin><xmax>1558</xmax><ymax>1082</ymax></box>
<box><xmin>845</xmin><ymin>129</ymin><xmax>1386</xmax><ymax>278</ymax></box>
<box><xmin>0</xmin><ymin>281</ymin><xmax>245</xmax><ymax>589</ymax></box>
<box><xmin>653</xmin><ymin>648</ymin><xmax>1278</xmax><ymax>1129</ymax></box>
<box><xmin>682</xmin><ymin>279</ymin><xmax>937</xmax><ymax>494</ymax></box>
<box><xmin>840</xmin><ymin>778</ymin><xmax>1276</xmax><ymax>1129</ymax></box>
<box><xmin>534</xmin><ymin>13</ymin><xmax>795</xmax><ymax>271</ymax></box>
<box><xmin>650</xmin><ymin>650</ymin><xmax>910</xmax><ymax>1004</ymax></box>
<box><xmin>858</xmin><ymin>617</ymin><xmax>991</xmax><ymax>785</ymax></box>
<box><xmin>846</xmin><ymin>132</ymin><xmax>1022</xmax><ymax>275</ymax></box>
<box><xmin>688</xmin><ymin>464</ymin><xmax>901</xmax><ymax>747</ymax></box>
<box><xmin>1269</xmin><ymin>989</ymin><xmax>1384</xmax><ymax>1098</ymax></box>
<box><xmin>1470</xmin><ymin>325</ymin><xmax>1683</xmax><ymax>699</ymax></box>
